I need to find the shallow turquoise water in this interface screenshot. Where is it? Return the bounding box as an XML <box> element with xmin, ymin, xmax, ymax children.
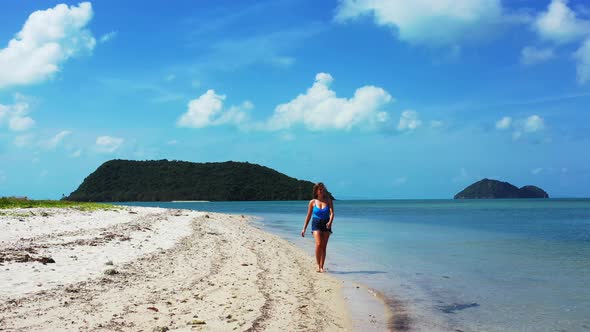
<box><xmin>122</xmin><ymin>199</ymin><xmax>590</xmax><ymax>332</ymax></box>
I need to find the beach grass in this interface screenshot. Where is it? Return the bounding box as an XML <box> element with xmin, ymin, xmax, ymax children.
<box><xmin>0</xmin><ymin>197</ymin><xmax>114</xmax><ymax>211</ymax></box>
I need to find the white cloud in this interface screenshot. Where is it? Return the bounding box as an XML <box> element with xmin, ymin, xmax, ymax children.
<box><xmin>177</xmin><ymin>90</ymin><xmax>224</xmax><ymax>128</ymax></box>
<box><xmin>315</xmin><ymin>72</ymin><xmax>333</xmax><ymax>85</ymax></box>
<box><xmin>497</xmin><ymin>115</ymin><xmax>545</xmax><ymax>140</ymax></box>
<box><xmin>397</xmin><ymin>110</ymin><xmax>422</xmax><ymax>131</ymax></box>
<box><xmin>167</xmin><ymin>139</ymin><xmax>178</xmax><ymax>145</ymax></box>
<box><xmin>14</xmin><ymin>134</ymin><xmax>34</xmax><ymax>147</ymax></box>
<box><xmin>531</xmin><ymin>1</ymin><xmax>590</xmax><ymax>84</ymax></box>
<box><xmin>41</xmin><ymin>130</ymin><xmax>71</xmax><ymax>149</ymax></box>
<box><xmin>218</xmin><ymin>101</ymin><xmax>252</xmax><ymax>127</ymax></box>
<box><xmin>70</xmin><ymin>149</ymin><xmax>82</xmax><ymax>158</ymax></box>
<box><xmin>0</xmin><ymin>2</ymin><xmax>95</xmax><ymax>88</ymax></box>
<box><xmin>9</xmin><ymin>116</ymin><xmax>35</xmax><ymax>131</ymax></box>
<box><xmin>177</xmin><ymin>90</ymin><xmax>251</xmax><ymax>128</ymax></box>
<box><xmin>266</xmin><ymin>73</ymin><xmax>393</xmax><ymax>131</ymax></box>
<box><xmin>524</xmin><ymin>115</ymin><xmax>545</xmax><ymax>132</ymax></box>
<box><xmin>1</xmin><ymin>95</ymin><xmax>36</xmax><ymax>131</ymax></box>
<box><xmin>180</xmin><ymin>73</ymin><xmax>394</xmax><ymax>132</ymax></box>
<box><xmin>495</xmin><ymin>116</ymin><xmax>512</xmax><ymax>130</ymax></box>
<box><xmin>99</xmin><ymin>31</ymin><xmax>117</xmax><ymax>43</ymax></box>
<box><xmin>96</xmin><ymin>136</ymin><xmax>124</xmax><ymax>153</ymax></box>
<box><xmin>334</xmin><ymin>0</ymin><xmax>503</xmax><ymax>46</ymax></box>
<box><xmin>574</xmin><ymin>38</ymin><xmax>590</xmax><ymax>83</ymax></box>
<box><xmin>520</xmin><ymin>46</ymin><xmax>555</xmax><ymax>65</ymax></box>
<box><xmin>531</xmin><ymin>167</ymin><xmax>543</xmax><ymax>175</ymax></box>
<box><xmin>376</xmin><ymin>111</ymin><xmax>390</xmax><ymax>123</ymax></box>
<box><xmin>534</xmin><ymin>0</ymin><xmax>590</xmax><ymax>44</ymax></box>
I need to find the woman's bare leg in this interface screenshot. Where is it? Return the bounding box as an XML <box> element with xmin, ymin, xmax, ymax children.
<box><xmin>319</xmin><ymin>232</ymin><xmax>330</xmax><ymax>272</ymax></box>
<box><xmin>313</xmin><ymin>231</ymin><xmax>322</xmax><ymax>272</ymax></box>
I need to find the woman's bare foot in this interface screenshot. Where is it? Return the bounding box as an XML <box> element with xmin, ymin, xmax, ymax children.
<box><xmin>319</xmin><ymin>267</ymin><xmax>325</xmax><ymax>273</ymax></box>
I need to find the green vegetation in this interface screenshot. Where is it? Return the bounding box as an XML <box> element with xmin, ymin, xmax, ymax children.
<box><xmin>454</xmin><ymin>178</ymin><xmax>549</xmax><ymax>199</ymax></box>
<box><xmin>65</xmin><ymin>159</ymin><xmax>321</xmax><ymax>202</ymax></box>
<box><xmin>0</xmin><ymin>196</ymin><xmax>114</xmax><ymax>210</ymax></box>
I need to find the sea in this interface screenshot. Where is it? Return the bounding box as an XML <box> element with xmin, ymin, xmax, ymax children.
<box><xmin>120</xmin><ymin>199</ymin><xmax>590</xmax><ymax>332</ymax></box>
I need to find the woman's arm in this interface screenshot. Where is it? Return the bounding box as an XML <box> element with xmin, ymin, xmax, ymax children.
<box><xmin>327</xmin><ymin>198</ymin><xmax>335</xmax><ymax>229</ymax></box>
<box><xmin>301</xmin><ymin>199</ymin><xmax>314</xmax><ymax>237</ymax></box>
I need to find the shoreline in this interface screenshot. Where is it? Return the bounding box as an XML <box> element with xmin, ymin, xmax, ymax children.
<box><xmin>249</xmin><ymin>215</ymin><xmax>410</xmax><ymax>332</ymax></box>
<box><xmin>170</xmin><ymin>200</ymin><xmax>211</xmax><ymax>203</ymax></box>
<box><xmin>0</xmin><ymin>206</ymin><xmax>391</xmax><ymax>331</ymax></box>
<box><xmin>341</xmin><ymin>281</ymin><xmax>401</xmax><ymax>331</ymax></box>
<box><xmin>248</xmin><ymin>219</ymin><xmax>397</xmax><ymax>332</ymax></box>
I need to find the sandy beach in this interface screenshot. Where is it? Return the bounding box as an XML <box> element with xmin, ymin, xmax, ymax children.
<box><xmin>0</xmin><ymin>205</ymin><xmax>388</xmax><ymax>331</ymax></box>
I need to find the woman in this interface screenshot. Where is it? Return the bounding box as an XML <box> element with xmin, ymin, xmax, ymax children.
<box><xmin>301</xmin><ymin>182</ymin><xmax>334</xmax><ymax>273</ymax></box>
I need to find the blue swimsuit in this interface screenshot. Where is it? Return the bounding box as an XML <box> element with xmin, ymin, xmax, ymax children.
<box><xmin>311</xmin><ymin>201</ymin><xmax>332</xmax><ymax>233</ymax></box>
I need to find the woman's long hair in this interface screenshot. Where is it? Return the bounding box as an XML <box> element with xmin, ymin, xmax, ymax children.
<box><xmin>313</xmin><ymin>182</ymin><xmax>326</xmax><ymax>199</ymax></box>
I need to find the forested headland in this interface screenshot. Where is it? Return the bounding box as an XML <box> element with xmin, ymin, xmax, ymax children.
<box><xmin>65</xmin><ymin>159</ymin><xmax>319</xmax><ymax>202</ymax></box>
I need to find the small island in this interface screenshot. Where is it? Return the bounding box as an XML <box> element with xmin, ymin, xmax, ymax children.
<box><xmin>66</xmin><ymin>159</ymin><xmax>319</xmax><ymax>202</ymax></box>
<box><xmin>454</xmin><ymin>178</ymin><xmax>549</xmax><ymax>199</ymax></box>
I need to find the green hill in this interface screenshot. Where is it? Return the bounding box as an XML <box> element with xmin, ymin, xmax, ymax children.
<box><xmin>454</xmin><ymin>178</ymin><xmax>549</xmax><ymax>199</ymax></box>
<box><xmin>65</xmin><ymin>160</ymin><xmax>318</xmax><ymax>202</ymax></box>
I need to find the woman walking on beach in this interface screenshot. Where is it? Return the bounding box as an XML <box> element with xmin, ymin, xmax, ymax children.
<box><xmin>301</xmin><ymin>182</ymin><xmax>334</xmax><ymax>273</ymax></box>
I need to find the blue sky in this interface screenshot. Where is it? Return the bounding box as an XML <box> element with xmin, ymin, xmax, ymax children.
<box><xmin>1</xmin><ymin>0</ymin><xmax>589</xmax><ymax>199</ymax></box>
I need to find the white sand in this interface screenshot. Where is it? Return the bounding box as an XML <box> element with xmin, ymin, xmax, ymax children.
<box><xmin>0</xmin><ymin>206</ymin><xmax>378</xmax><ymax>331</ymax></box>
<box><xmin>0</xmin><ymin>206</ymin><xmax>197</xmax><ymax>298</ymax></box>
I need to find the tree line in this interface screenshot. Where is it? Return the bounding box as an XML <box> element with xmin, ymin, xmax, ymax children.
<box><xmin>65</xmin><ymin>159</ymin><xmax>319</xmax><ymax>202</ymax></box>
